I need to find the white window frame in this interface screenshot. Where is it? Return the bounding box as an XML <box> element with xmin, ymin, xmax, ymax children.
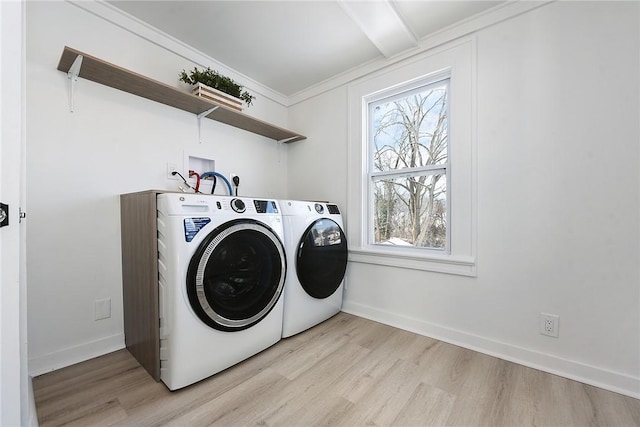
<box><xmin>366</xmin><ymin>75</ymin><xmax>451</xmax><ymax>252</ymax></box>
<box><xmin>347</xmin><ymin>38</ymin><xmax>477</xmax><ymax>276</ymax></box>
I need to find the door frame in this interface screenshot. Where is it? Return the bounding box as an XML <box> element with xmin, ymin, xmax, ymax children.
<box><xmin>1</xmin><ymin>0</ymin><xmax>31</xmax><ymax>425</ymax></box>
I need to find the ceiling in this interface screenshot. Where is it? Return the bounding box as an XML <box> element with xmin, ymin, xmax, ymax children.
<box><xmin>107</xmin><ymin>1</ymin><xmax>503</xmax><ymax>97</ymax></box>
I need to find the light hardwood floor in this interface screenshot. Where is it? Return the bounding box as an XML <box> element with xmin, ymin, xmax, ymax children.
<box><xmin>34</xmin><ymin>313</ymin><xmax>640</xmax><ymax>426</ymax></box>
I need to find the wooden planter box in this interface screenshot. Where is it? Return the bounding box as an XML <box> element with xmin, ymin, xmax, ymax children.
<box><xmin>192</xmin><ymin>82</ymin><xmax>243</xmax><ymax>112</ymax></box>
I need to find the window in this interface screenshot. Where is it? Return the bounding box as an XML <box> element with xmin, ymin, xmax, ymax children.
<box><xmin>368</xmin><ymin>78</ymin><xmax>450</xmax><ymax>251</ymax></box>
<box><xmin>347</xmin><ymin>38</ymin><xmax>476</xmax><ymax>276</ymax></box>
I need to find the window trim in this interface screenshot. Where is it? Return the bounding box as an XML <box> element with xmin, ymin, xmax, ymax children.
<box><xmin>366</xmin><ymin>75</ymin><xmax>451</xmax><ymax>253</ymax></box>
<box><xmin>347</xmin><ymin>37</ymin><xmax>477</xmax><ymax>277</ymax></box>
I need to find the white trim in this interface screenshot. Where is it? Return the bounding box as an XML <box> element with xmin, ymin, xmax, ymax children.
<box><xmin>370</xmin><ymin>166</ymin><xmax>447</xmax><ymax>179</ymax></box>
<box><xmin>28</xmin><ymin>333</ymin><xmax>125</xmax><ymax>377</ymax></box>
<box><xmin>348</xmin><ymin>37</ymin><xmax>476</xmax><ymax>277</ymax></box>
<box><xmin>1</xmin><ymin>1</ymin><xmax>30</xmax><ymax>425</ymax></box>
<box><xmin>66</xmin><ymin>0</ymin><xmax>289</xmax><ymax>107</ymax></box>
<box><xmin>27</xmin><ymin>377</ymin><xmax>37</xmax><ymax>427</ymax></box>
<box><xmin>68</xmin><ymin>0</ymin><xmax>550</xmax><ymax>107</ymax></box>
<box><xmin>342</xmin><ymin>302</ymin><xmax>640</xmax><ymax>400</ymax></box>
<box><xmin>288</xmin><ymin>1</ymin><xmax>551</xmax><ymax>105</ymax></box>
<box><xmin>349</xmin><ymin>250</ymin><xmax>475</xmax><ymax>276</ymax></box>
<box><xmin>365</xmin><ymin>75</ymin><xmax>451</xmax><ymax>253</ymax></box>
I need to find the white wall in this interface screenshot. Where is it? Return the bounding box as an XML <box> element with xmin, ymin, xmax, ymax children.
<box><xmin>288</xmin><ymin>86</ymin><xmax>348</xmax><ymax>207</ymax></box>
<box><xmin>289</xmin><ymin>1</ymin><xmax>640</xmax><ymax>397</ymax></box>
<box><xmin>26</xmin><ymin>1</ymin><xmax>290</xmax><ymax>374</ymax></box>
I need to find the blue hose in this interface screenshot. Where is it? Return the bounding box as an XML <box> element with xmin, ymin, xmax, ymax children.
<box><xmin>201</xmin><ymin>172</ymin><xmax>233</xmax><ymax>195</ymax></box>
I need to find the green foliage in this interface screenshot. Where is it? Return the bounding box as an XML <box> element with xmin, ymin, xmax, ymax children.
<box><xmin>179</xmin><ymin>67</ymin><xmax>255</xmax><ymax>107</ymax></box>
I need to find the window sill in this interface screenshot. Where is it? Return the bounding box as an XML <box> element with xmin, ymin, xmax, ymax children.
<box><xmin>348</xmin><ymin>248</ymin><xmax>476</xmax><ymax>277</ymax></box>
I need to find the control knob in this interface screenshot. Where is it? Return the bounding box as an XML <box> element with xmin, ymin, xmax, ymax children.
<box><xmin>231</xmin><ymin>198</ymin><xmax>246</xmax><ymax>213</ymax></box>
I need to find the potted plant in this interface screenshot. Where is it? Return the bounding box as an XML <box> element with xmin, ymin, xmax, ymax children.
<box><xmin>179</xmin><ymin>67</ymin><xmax>255</xmax><ymax>111</ymax></box>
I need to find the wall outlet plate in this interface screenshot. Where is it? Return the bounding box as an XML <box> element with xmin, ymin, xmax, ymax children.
<box><xmin>167</xmin><ymin>162</ymin><xmax>179</xmax><ymax>180</ymax></box>
<box><xmin>95</xmin><ymin>298</ymin><xmax>111</xmax><ymax>321</ymax></box>
<box><xmin>540</xmin><ymin>312</ymin><xmax>559</xmax><ymax>337</ymax></box>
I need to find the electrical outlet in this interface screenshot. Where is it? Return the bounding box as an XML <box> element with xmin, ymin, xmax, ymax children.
<box><xmin>167</xmin><ymin>162</ymin><xmax>179</xmax><ymax>180</ymax></box>
<box><xmin>95</xmin><ymin>298</ymin><xmax>111</xmax><ymax>321</ymax></box>
<box><xmin>230</xmin><ymin>174</ymin><xmax>240</xmax><ymax>194</ymax></box>
<box><xmin>539</xmin><ymin>312</ymin><xmax>559</xmax><ymax>337</ymax></box>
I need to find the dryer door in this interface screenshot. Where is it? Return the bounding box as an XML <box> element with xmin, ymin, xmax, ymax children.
<box><xmin>296</xmin><ymin>218</ymin><xmax>348</xmax><ymax>299</ymax></box>
<box><xmin>186</xmin><ymin>219</ymin><xmax>286</xmax><ymax>331</ymax></box>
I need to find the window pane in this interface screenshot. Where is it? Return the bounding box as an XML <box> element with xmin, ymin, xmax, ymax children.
<box><xmin>373</xmin><ymin>174</ymin><xmax>447</xmax><ymax>249</ymax></box>
<box><xmin>370</xmin><ymin>80</ymin><xmax>448</xmax><ymax>173</ymax></box>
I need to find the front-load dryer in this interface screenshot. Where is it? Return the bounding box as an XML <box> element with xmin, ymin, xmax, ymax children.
<box><xmin>279</xmin><ymin>200</ymin><xmax>348</xmax><ymax>338</ymax></box>
<box><xmin>156</xmin><ymin>193</ymin><xmax>286</xmax><ymax>390</ymax></box>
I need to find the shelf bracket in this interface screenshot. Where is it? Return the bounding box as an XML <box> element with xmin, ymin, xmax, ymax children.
<box><xmin>278</xmin><ymin>136</ymin><xmax>299</xmax><ymax>144</ymax></box>
<box><xmin>277</xmin><ymin>140</ymin><xmax>283</xmax><ymax>163</ymax></box>
<box><xmin>66</xmin><ymin>55</ymin><xmax>83</xmax><ymax>112</ymax></box>
<box><xmin>197</xmin><ymin>106</ymin><xmax>219</xmax><ymax>143</ymax></box>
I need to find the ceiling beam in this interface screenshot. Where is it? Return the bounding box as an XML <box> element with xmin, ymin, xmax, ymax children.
<box><xmin>337</xmin><ymin>0</ymin><xmax>418</xmax><ymax>58</ymax></box>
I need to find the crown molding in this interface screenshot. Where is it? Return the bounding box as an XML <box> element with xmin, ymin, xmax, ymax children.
<box><xmin>67</xmin><ymin>0</ymin><xmax>552</xmax><ymax>108</ymax></box>
<box><xmin>288</xmin><ymin>1</ymin><xmax>553</xmax><ymax>106</ymax></box>
<box><xmin>66</xmin><ymin>0</ymin><xmax>290</xmax><ymax>107</ymax></box>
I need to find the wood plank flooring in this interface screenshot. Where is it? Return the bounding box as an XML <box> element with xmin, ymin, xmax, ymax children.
<box><xmin>33</xmin><ymin>313</ymin><xmax>640</xmax><ymax>426</ymax></box>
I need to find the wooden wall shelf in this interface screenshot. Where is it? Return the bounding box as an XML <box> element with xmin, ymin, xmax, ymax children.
<box><xmin>57</xmin><ymin>46</ymin><xmax>306</xmax><ymax>143</ymax></box>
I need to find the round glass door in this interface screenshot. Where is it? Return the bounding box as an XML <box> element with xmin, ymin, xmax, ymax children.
<box><xmin>297</xmin><ymin>219</ymin><xmax>348</xmax><ymax>299</ymax></box>
<box><xmin>186</xmin><ymin>219</ymin><xmax>286</xmax><ymax>331</ymax></box>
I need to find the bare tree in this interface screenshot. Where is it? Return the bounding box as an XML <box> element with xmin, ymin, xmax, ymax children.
<box><xmin>372</xmin><ymin>87</ymin><xmax>448</xmax><ymax>248</ymax></box>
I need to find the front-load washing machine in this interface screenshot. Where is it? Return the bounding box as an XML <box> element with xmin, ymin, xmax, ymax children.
<box><xmin>279</xmin><ymin>200</ymin><xmax>348</xmax><ymax>338</ymax></box>
<box><xmin>156</xmin><ymin>193</ymin><xmax>286</xmax><ymax>390</ymax></box>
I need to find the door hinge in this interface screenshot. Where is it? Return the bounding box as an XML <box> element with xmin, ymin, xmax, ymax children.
<box><xmin>19</xmin><ymin>207</ymin><xmax>26</xmax><ymax>223</ymax></box>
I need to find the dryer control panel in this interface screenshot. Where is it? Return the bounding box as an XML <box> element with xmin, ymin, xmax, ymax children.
<box><xmin>327</xmin><ymin>204</ymin><xmax>340</xmax><ymax>215</ymax></box>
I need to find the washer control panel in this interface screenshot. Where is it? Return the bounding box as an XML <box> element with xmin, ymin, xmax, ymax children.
<box><xmin>254</xmin><ymin>200</ymin><xmax>279</xmax><ymax>214</ymax></box>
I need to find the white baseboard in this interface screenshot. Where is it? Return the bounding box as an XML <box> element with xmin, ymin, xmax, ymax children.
<box><xmin>342</xmin><ymin>301</ymin><xmax>640</xmax><ymax>399</ymax></box>
<box><xmin>28</xmin><ymin>333</ymin><xmax>125</xmax><ymax>377</ymax></box>
<box><xmin>27</xmin><ymin>376</ymin><xmax>38</xmax><ymax>427</ymax></box>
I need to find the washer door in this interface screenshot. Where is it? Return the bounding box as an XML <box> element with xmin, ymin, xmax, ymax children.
<box><xmin>186</xmin><ymin>219</ymin><xmax>286</xmax><ymax>332</ymax></box>
<box><xmin>297</xmin><ymin>219</ymin><xmax>348</xmax><ymax>299</ymax></box>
